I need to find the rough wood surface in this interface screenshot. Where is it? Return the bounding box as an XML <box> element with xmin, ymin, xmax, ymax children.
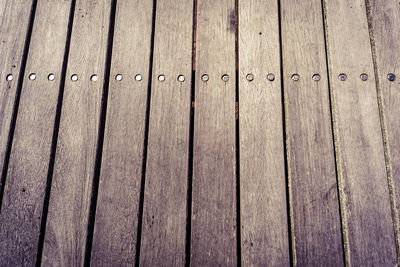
<box><xmin>41</xmin><ymin>0</ymin><xmax>111</xmax><ymax>266</ymax></box>
<box><xmin>139</xmin><ymin>0</ymin><xmax>193</xmax><ymax>265</ymax></box>
<box><xmin>90</xmin><ymin>0</ymin><xmax>154</xmax><ymax>265</ymax></box>
<box><xmin>0</xmin><ymin>0</ymin><xmax>33</xmax><ymax>195</ymax></box>
<box><xmin>281</xmin><ymin>0</ymin><xmax>344</xmax><ymax>265</ymax></box>
<box><xmin>0</xmin><ymin>0</ymin><xmax>72</xmax><ymax>265</ymax></box>
<box><xmin>238</xmin><ymin>1</ymin><xmax>290</xmax><ymax>266</ymax></box>
<box><xmin>323</xmin><ymin>0</ymin><xmax>397</xmax><ymax>265</ymax></box>
<box><xmin>191</xmin><ymin>0</ymin><xmax>237</xmax><ymax>265</ymax></box>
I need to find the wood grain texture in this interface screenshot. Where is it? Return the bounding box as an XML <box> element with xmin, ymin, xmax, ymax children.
<box><xmin>323</xmin><ymin>0</ymin><xmax>397</xmax><ymax>265</ymax></box>
<box><xmin>281</xmin><ymin>0</ymin><xmax>344</xmax><ymax>265</ymax></box>
<box><xmin>0</xmin><ymin>0</ymin><xmax>33</xmax><ymax>194</ymax></box>
<box><xmin>238</xmin><ymin>1</ymin><xmax>290</xmax><ymax>266</ymax></box>
<box><xmin>139</xmin><ymin>0</ymin><xmax>193</xmax><ymax>265</ymax></box>
<box><xmin>0</xmin><ymin>0</ymin><xmax>72</xmax><ymax>265</ymax></box>
<box><xmin>191</xmin><ymin>0</ymin><xmax>237</xmax><ymax>265</ymax></box>
<box><xmin>41</xmin><ymin>0</ymin><xmax>111</xmax><ymax>266</ymax></box>
<box><xmin>368</xmin><ymin>0</ymin><xmax>400</xmax><ymax>262</ymax></box>
<box><xmin>90</xmin><ymin>0</ymin><xmax>153</xmax><ymax>265</ymax></box>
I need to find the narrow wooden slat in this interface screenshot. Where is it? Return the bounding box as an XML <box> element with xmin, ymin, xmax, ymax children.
<box><xmin>238</xmin><ymin>1</ymin><xmax>290</xmax><ymax>265</ymax></box>
<box><xmin>368</xmin><ymin>0</ymin><xmax>400</xmax><ymax>261</ymax></box>
<box><xmin>41</xmin><ymin>0</ymin><xmax>111</xmax><ymax>265</ymax></box>
<box><xmin>0</xmin><ymin>0</ymin><xmax>72</xmax><ymax>265</ymax></box>
<box><xmin>191</xmin><ymin>0</ymin><xmax>237</xmax><ymax>265</ymax></box>
<box><xmin>139</xmin><ymin>0</ymin><xmax>193</xmax><ymax>265</ymax></box>
<box><xmin>0</xmin><ymin>0</ymin><xmax>33</xmax><ymax>193</ymax></box>
<box><xmin>323</xmin><ymin>0</ymin><xmax>397</xmax><ymax>265</ymax></box>
<box><xmin>281</xmin><ymin>0</ymin><xmax>344</xmax><ymax>265</ymax></box>
<box><xmin>90</xmin><ymin>0</ymin><xmax>153</xmax><ymax>265</ymax></box>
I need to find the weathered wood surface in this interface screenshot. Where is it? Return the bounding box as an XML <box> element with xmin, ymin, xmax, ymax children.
<box><xmin>323</xmin><ymin>0</ymin><xmax>397</xmax><ymax>265</ymax></box>
<box><xmin>139</xmin><ymin>0</ymin><xmax>193</xmax><ymax>265</ymax></box>
<box><xmin>0</xmin><ymin>0</ymin><xmax>33</xmax><ymax>192</ymax></box>
<box><xmin>368</xmin><ymin>0</ymin><xmax>400</xmax><ymax>262</ymax></box>
<box><xmin>238</xmin><ymin>0</ymin><xmax>290</xmax><ymax>266</ymax></box>
<box><xmin>191</xmin><ymin>0</ymin><xmax>237</xmax><ymax>265</ymax></box>
<box><xmin>281</xmin><ymin>0</ymin><xmax>344</xmax><ymax>265</ymax></box>
<box><xmin>90</xmin><ymin>0</ymin><xmax>154</xmax><ymax>265</ymax></box>
<box><xmin>41</xmin><ymin>0</ymin><xmax>111</xmax><ymax>265</ymax></box>
<box><xmin>0</xmin><ymin>0</ymin><xmax>72</xmax><ymax>265</ymax></box>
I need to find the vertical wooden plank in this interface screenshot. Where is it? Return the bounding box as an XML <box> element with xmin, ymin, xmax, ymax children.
<box><xmin>281</xmin><ymin>0</ymin><xmax>344</xmax><ymax>265</ymax></box>
<box><xmin>0</xmin><ymin>0</ymin><xmax>33</xmax><ymax>193</ymax></box>
<box><xmin>191</xmin><ymin>0</ymin><xmax>237</xmax><ymax>265</ymax></box>
<box><xmin>41</xmin><ymin>0</ymin><xmax>111</xmax><ymax>265</ymax></box>
<box><xmin>238</xmin><ymin>1</ymin><xmax>290</xmax><ymax>265</ymax></box>
<box><xmin>323</xmin><ymin>0</ymin><xmax>397</xmax><ymax>265</ymax></box>
<box><xmin>139</xmin><ymin>0</ymin><xmax>193</xmax><ymax>265</ymax></box>
<box><xmin>90</xmin><ymin>0</ymin><xmax>153</xmax><ymax>265</ymax></box>
<box><xmin>0</xmin><ymin>0</ymin><xmax>72</xmax><ymax>265</ymax></box>
<box><xmin>368</xmin><ymin>0</ymin><xmax>400</xmax><ymax>262</ymax></box>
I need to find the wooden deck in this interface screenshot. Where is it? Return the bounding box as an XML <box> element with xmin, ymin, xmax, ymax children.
<box><xmin>0</xmin><ymin>0</ymin><xmax>399</xmax><ymax>266</ymax></box>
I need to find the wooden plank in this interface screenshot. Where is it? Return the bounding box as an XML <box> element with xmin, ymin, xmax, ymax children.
<box><xmin>238</xmin><ymin>1</ymin><xmax>290</xmax><ymax>265</ymax></box>
<box><xmin>0</xmin><ymin>0</ymin><xmax>33</xmax><ymax>195</ymax></box>
<box><xmin>323</xmin><ymin>0</ymin><xmax>397</xmax><ymax>265</ymax></box>
<box><xmin>0</xmin><ymin>0</ymin><xmax>72</xmax><ymax>265</ymax></box>
<box><xmin>367</xmin><ymin>0</ymin><xmax>400</xmax><ymax>261</ymax></box>
<box><xmin>41</xmin><ymin>0</ymin><xmax>111</xmax><ymax>265</ymax></box>
<box><xmin>191</xmin><ymin>0</ymin><xmax>237</xmax><ymax>265</ymax></box>
<box><xmin>90</xmin><ymin>0</ymin><xmax>154</xmax><ymax>265</ymax></box>
<box><xmin>281</xmin><ymin>0</ymin><xmax>344</xmax><ymax>265</ymax></box>
<box><xmin>139</xmin><ymin>0</ymin><xmax>193</xmax><ymax>265</ymax></box>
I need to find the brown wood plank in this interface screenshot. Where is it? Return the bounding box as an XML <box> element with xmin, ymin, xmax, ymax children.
<box><xmin>139</xmin><ymin>0</ymin><xmax>193</xmax><ymax>265</ymax></box>
<box><xmin>191</xmin><ymin>0</ymin><xmax>237</xmax><ymax>265</ymax></box>
<box><xmin>90</xmin><ymin>0</ymin><xmax>154</xmax><ymax>265</ymax></box>
<box><xmin>0</xmin><ymin>0</ymin><xmax>72</xmax><ymax>265</ymax></box>
<box><xmin>323</xmin><ymin>0</ymin><xmax>397</xmax><ymax>265</ymax></box>
<box><xmin>281</xmin><ymin>0</ymin><xmax>344</xmax><ymax>265</ymax></box>
<box><xmin>0</xmin><ymin>0</ymin><xmax>34</xmax><ymax>194</ymax></box>
<box><xmin>41</xmin><ymin>0</ymin><xmax>111</xmax><ymax>265</ymax></box>
<box><xmin>368</xmin><ymin>0</ymin><xmax>400</xmax><ymax>261</ymax></box>
<box><xmin>238</xmin><ymin>0</ymin><xmax>290</xmax><ymax>265</ymax></box>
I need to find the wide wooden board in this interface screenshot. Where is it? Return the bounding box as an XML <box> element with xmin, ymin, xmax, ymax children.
<box><xmin>238</xmin><ymin>0</ymin><xmax>290</xmax><ymax>265</ymax></box>
<box><xmin>0</xmin><ymin>0</ymin><xmax>72</xmax><ymax>265</ymax></box>
<box><xmin>323</xmin><ymin>0</ymin><xmax>397</xmax><ymax>265</ymax></box>
<box><xmin>281</xmin><ymin>0</ymin><xmax>344</xmax><ymax>265</ymax></box>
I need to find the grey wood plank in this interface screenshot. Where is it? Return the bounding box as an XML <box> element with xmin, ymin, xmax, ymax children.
<box><xmin>368</xmin><ymin>0</ymin><xmax>400</xmax><ymax>262</ymax></box>
<box><xmin>0</xmin><ymin>0</ymin><xmax>33</xmax><ymax>195</ymax></box>
<box><xmin>139</xmin><ymin>0</ymin><xmax>193</xmax><ymax>265</ymax></box>
<box><xmin>281</xmin><ymin>0</ymin><xmax>344</xmax><ymax>265</ymax></box>
<box><xmin>90</xmin><ymin>0</ymin><xmax>154</xmax><ymax>265</ymax></box>
<box><xmin>323</xmin><ymin>0</ymin><xmax>397</xmax><ymax>265</ymax></box>
<box><xmin>238</xmin><ymin>1</ymin><xmax>290</xmax><ymax>266</ymax></box>
<box><xmin>191</xmin><ymin>0</ymin><xmax>237</xmax><ymax>265</ymax></box>
<box><xmin>41</xmin><ymin>0</ymin><xmax>111</xmax><ymax>266</ymax></box>
<box><xmin>0</xmin><ymin>0</ymin><xmax>72</xmax><ymax>265</ymax></box>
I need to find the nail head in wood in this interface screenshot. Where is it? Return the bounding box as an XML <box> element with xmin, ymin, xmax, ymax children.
<box><xmin>222</xmin><ymin>74</ymin><xmax>229</xmax><ymax>82</ymax></box>
<box><xmin>291</xmin><ymin>74</ymin><xmax>300</xmax><ymax>81</ymax></box>
<box><xmin>48</xmin><ymin>73</ymin><xmax>55</xmax><ymax>81</ymax></box>
<box><xmin>360</xmin><ymin>73</ymin><xmax>368</xmax><ymax>81</ymax></box>
<box><xmin>178</xmin><ymin>75</ymin><xmax>185</xmax><ymax>82</ymax></box>
<box><xmin>387</xmin><ymin>73</ymin><xmax>396</xmax><ymax>82</ymax></box>
<box><xmin>29</xmin><ymin>73</ymin><xmax>36</xmax><ymax>81</ymax></box>
<box><xmin>312</xmin><ymin>74</ymin><xmax>321</xmax><ymax>81</ymax></box>
<box><xmin>6</xmin><ymin>74</ymin><xmax>13</xmax><ymax>81</ymax></box>
<box><xmin>338</xmin><ymin>73</ymin><xmax>347</xmax><ymax>81</ymax></box>
<box><xmin>201</xmin><ymin>74</ymin><xmax>209</xmax><ymax>82</ymax></box>
<box><xmin>267</xmin><ymin>73</ymin><xmax>275</xmax><ymax>81</ymax></box>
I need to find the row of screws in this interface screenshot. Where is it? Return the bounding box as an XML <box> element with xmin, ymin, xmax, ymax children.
<box><xmin>4</xmin><ymin>73</ymin><xmax>398</xmax><ymax>82</ymax></box>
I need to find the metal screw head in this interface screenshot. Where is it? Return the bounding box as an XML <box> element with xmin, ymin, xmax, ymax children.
<box><xmin>267</xmin><ymin>73</ymin><xmax>275</xmax><ymax>81</ymax></box>
<box><xmin>222</xmin><ymin>74</ymin><xmax>229</xmax><ymax>82</ymax></box>
<box><xmin>178</xmin><ymin>75</ymin><xmax>185</xmax><ymax>82</ymax></box>
<box><xmin>312</xmin><ymin>74</ymin><xmax>321</xmax><ymax>81</ymax></box>
<box><xmin>201</xmin><ymin>74</ymin><xmax>209</xmax><ymax>82</ymax></box>
<box><xmin>338</xmin><ymin>73</ymin><xmax>347</xmax><ymax>81</ymax></box>
<box><xmin>135</xmin><ymin>74</ymin><xmax>142</xmax><ymax>81</ymax></box>
<box><xmin>90</xmin><ymin>74</ymin><xmax>98</xmax><ymax>82</ymax></box>
<box><xmin>158</xmin><ymin>74</ymin><xmax>165</xmax><ymax>82</ymax></box>
<box><xmin>387</xmin><ymin>73</ymin><xmax>396</xmax><ymax>82</ymax></box>
<box><xmin>48</xmin><ymin>73</ymin><xmax>55</xmax><ymax>81</ymax></box>
<box><xmin>246</xmin><ymin>73</ymin><xmax>254</xmax><ymax>82</ymax></box>
<box><xmin>29</xmin><ymin>73</ymin><xmax>36</xmax><ymax>81</ymax></box>
<box><xmin>6</xmin><ymin>74</ymin><xmax>13</xmax><ymax>81</ymax></box>
<box><xmin>115</xmin><ymin>74</ymin><xmax>123</xmax><ymax>81</ymax></box>
<box><xmin>71</xmin><ymin>74</ymin><xmax>79</xmax><ymax>81</ymax></box>
<box><xmin>360</xmin><ymin>73</ymin><xmax>368</xmax><ymax>81</ymax></box>
<box><xmin>291</xmin><ymin>74</ymin><xmax>300</xmax><ymax>81</ymax></box>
